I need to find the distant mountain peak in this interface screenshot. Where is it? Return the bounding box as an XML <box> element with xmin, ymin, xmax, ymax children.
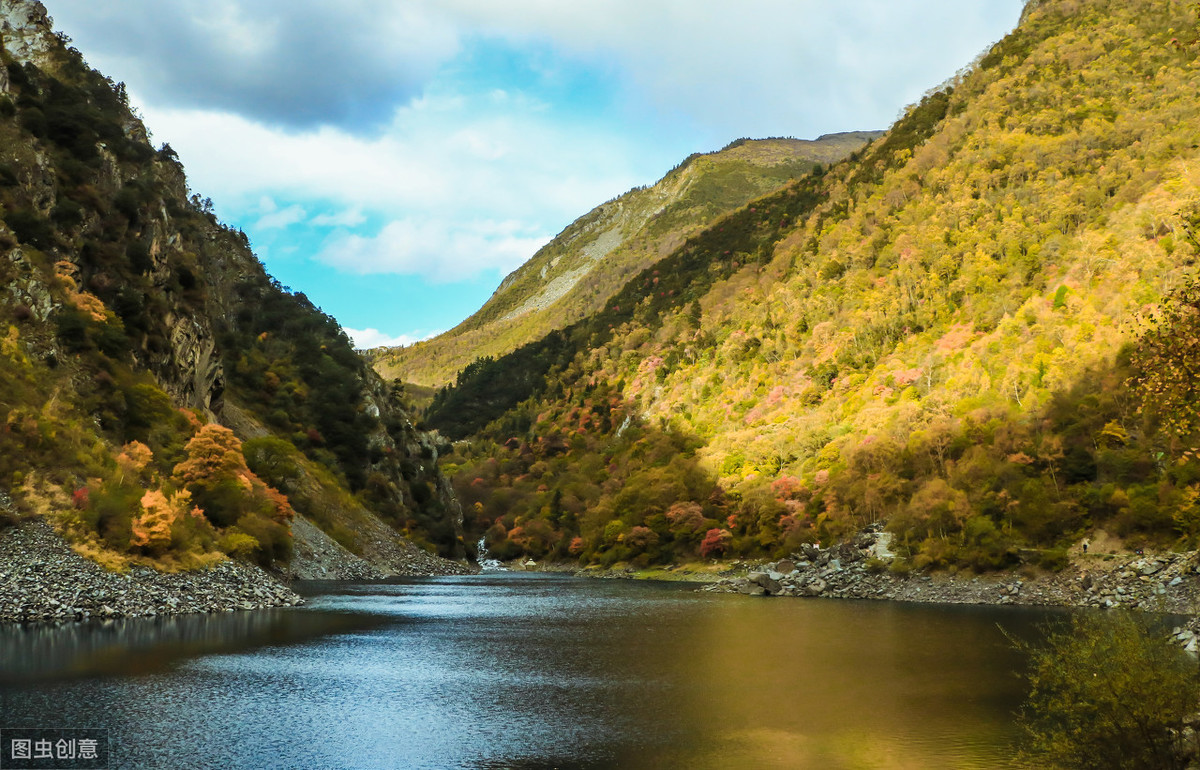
<box><xmin>373</xmin><ymin>131</ymin><xmax>882</xmax><ymax>388</ymax></box>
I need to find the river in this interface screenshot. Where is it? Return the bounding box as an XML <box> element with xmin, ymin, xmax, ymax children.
<box><xmin>0</xmin><ymin>573</ymin><xmax>1057</xmax><ymax>769</ymax></box>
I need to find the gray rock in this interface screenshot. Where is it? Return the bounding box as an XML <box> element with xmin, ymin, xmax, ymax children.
<box><xmin>748</xmin><ymin>571</ymin><xmax>782</xmax><ymax>595</ymax></box>
<box><xmin>803</xmin><ymin>578</ymin><xmax>828</xmax><ymax>597</ymax></box>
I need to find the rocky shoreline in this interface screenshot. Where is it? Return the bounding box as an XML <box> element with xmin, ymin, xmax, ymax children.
<box><xmin>700</xmin><ymin>529</ymin><xmax>1200</xmax><ymax>650</ymax></box>
<box><xmin>0</xmin><ymin>520</ymin><xmax>303</xmax><ymax>624</ymax></box>
<box><xmin>286</xmin><ymin>514</ymin><xmax>473</xmax><ymax>581</ymax></box>
<box><xmin>0</xmin><ymin>517</ymin><xmax>470</xmax><ymax>625</ymax></box>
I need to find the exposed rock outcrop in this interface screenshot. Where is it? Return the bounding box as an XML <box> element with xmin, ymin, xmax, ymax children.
<box><xmin>0</xmin><ymin>0</ymin><xmax>53</xmax><ymax>68</ymax></box>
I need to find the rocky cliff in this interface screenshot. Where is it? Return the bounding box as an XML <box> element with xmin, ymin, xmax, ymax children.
<box><xmin>0</xmin><ymin>0</ymin><xmax>467</xmax><ymax>588</ymax></box>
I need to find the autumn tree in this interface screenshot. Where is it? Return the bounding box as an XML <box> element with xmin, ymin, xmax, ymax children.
<box><xmin>1131</xmin><ymin>275</ymin><xmax>1200</xmax><ymax>445</ymax></box>
<box><xmin>173</xmin><ymin>423</ymin><xmax>294</xmax><ymax>564</ymax></box>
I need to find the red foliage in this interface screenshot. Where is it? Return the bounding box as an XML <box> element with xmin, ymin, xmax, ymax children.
<box><xmin>771</xmin><ymin>475</ymin><xmax>805</xmax><ymax>500</ymax></box>
<box><xmin>624</xmin><ymin>526</ymin><xmax>659</xmax><ymax>551</ymax></box>
<box><xmin>72</xmin><ymin>487</ymin><xmax>89</xmax><ymax>509</ymax></box>
<box><xmin>699</xmin><ymin>528</ymin><xmax>733</xmax><ymax>558</ymax></box>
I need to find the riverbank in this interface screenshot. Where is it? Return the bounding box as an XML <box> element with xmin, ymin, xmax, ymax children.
<box><xmin>511</xmin><ymin>529</ymin><xmax>1200</xmax><ymax>648</ymax></box>
<box><xmin>0</xmin><ymin>520</ymin><xmax>304</xmax><ymax>623</ymax></box>
<box><xmin>713</xmin><ymin>536</ymin><xmax>1200</xmax><ymax>650</ymax></box>
<box><xmin>0</xmin><ymin>513</ymin><xmax>475</xmax><ymax>625</ymax></box>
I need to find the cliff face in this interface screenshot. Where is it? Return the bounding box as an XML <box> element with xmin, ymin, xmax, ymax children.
<box><xmin>0</xmin><ymin>1</ymin><xmax>466</xmax><ymax>572</ymax></box>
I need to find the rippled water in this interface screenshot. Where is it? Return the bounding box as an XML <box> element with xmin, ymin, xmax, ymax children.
<box><xmin>0</xmin><ymin>574</ymin><xmax>1055</xmax><ymax>769</ymax></box>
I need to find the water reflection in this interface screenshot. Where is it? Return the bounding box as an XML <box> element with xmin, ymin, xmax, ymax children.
<box><xmin>0</xmin><ymin>606</ymin><xmax>384</xmax><ymax>682</ymax></box>
<box><xmin>0</xmin><ymin>574</ymin><xmax>1055</xmax><ymax>769</ymax></box>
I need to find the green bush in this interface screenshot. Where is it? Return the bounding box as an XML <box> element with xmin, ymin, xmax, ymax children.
<box><xmin>1018</xmin><ymin>613</ymin><xmax>1200</xmax><ymax>769</ymax></box>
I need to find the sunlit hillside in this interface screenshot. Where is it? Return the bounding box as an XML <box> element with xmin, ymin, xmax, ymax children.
<box><xmin>428</xmin><ymin>0</ymin><xmax>1200</xmax><ymax>570</ymax></box>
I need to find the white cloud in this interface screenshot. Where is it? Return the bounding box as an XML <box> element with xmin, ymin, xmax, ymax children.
<box><xmin>54</xmin><ymin>1</ymin><xmax>1022</xmax><ymax>140</ymax></box>
<box><xmin>135</xmin><ymin>90</ymin><xmax>635</xmax><ymax>219</ymax></box>
<box><xmin>311</xmin><ymin>208</ymin><xmax>368</xmax><ymax>228</ymax></box>
<box><xmin>254</xmin><ymin>203</ymin><xmax>307</xmax><ymax>230</ymax></box>
<box><xmin>318</xmin><ymin>218</ymin><xmax>550</xmax><ymax>281</ymax></box>
<box><xmin>126</xmin><ymin>89</ymin><xmax>638</xmax><ymax>281</ymax></box>
<box><xmin>417</xmin><ymin>0</ymin><xmax>1023</xmax><ymax>137</ymax></box>
<box><xmin>343</xmin><ymin>327</ymin><xmax>443</xmax><ymax>349</ymax></box>
<box><xmin>50</xmin><ymin>0</ymin><xmax>463</xmax><ymax>130</ymax></box>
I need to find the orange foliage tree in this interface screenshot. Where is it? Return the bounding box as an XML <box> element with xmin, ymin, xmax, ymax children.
<box><xmin>173</xmin><ymin>424</ymin><xmax>295</xmax><ymax>564</ymax></box>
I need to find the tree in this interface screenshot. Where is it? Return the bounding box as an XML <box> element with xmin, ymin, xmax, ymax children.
<box><xmin>130</xmin><ymin>489</ymin><xmax>196</xmax><ymax>551</ymax></box>
<box><xmin>1131</xmin><ymin>276</ymin><xmax>1200</xmax><ymax>443</ymax></box>
<box><xmin>173</xmin><ymin>423</ymin><xmax>294</xmax><ymax>562</ymax></box>
<box><xmin>1018</xmin><ymin>613</ymin><xmax>1200</xmax><ymax>770</ymax></box>
<box><xmin>174</xmin><ymin>424</ymin><xmax>251</xmax><ymax>487</ymax></box>
<box><xmin>699</xmin><ymin>528</ymin><xmax>732</xmax><ymax>558</ymax></box>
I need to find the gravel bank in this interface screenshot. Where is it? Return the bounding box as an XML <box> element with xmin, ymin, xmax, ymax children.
<box><xmin>702</xmin><ymin>528</ymin><xmax>1200</xmax><ymax>648</ymax></box>
<box><xmin>287</xmin><ymin>514</ymin><xmax>475</xmax><ymax>580</ymax></box>
<box><xmin>0</xmin><ymin>520</ymin><xmax>303</xmax><ymax>624</ymax></box>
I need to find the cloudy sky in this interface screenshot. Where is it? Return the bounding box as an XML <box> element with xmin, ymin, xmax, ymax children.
<box><xmin>47</xmin><ymin>1</ymin><xmax>1023</xmax><ymax>348</ymax></box>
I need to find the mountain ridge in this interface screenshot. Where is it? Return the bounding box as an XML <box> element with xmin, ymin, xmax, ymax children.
<box><xmin>372</xmin><ymin>131</ymin><xmax>882</xmax><ymax>389</ymax></box>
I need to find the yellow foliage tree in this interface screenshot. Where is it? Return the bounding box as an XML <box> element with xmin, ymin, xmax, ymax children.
<box><xmin>131</xmin><ymin>488</ymin><xmax>196</xmax><ymax>551</ymax></box>
<box><xmin>174</xmin><ymin>424</ymin><xmax>252</xmax><ymax>486</ymax></box>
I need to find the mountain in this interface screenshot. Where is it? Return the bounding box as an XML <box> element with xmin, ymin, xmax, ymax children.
<box><xmin>428</xmin><ymin>0</ymin><xmax>1200</xmax><ymax>571</ymax></box>
<box><xmin>370</xmin><ymin>132</ymin><xmax>881</xmax><ymax>389</ymax></box>
<box><xmin>0</xmin><ymin>0</ymin><xmax>465</xmax><ymax>577</ymax></box>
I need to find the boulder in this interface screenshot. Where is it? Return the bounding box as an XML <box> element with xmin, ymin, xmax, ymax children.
<box><xmin>775</xmin><ymin>559</ymin><xmax>796</xmax><ymax>575</ymax></box>
<box><xmin>803</xmin><ymin>578</ymin><xmax>827</xmax><ymax>597</ymax></box>
<box><xmin>748</xmin><ymin>571</ymin><xmax>782</xmax><ymax>595</ymax></box>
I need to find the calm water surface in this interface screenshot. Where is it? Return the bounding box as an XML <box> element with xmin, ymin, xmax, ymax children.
<box><xmin>0</xmin><ymin>573</ymin><xmax>1057</xmax><ymax>769</ymax></box>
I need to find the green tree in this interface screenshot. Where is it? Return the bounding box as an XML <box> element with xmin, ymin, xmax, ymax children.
<box><xmin>1017</xmin><ymin>613</ymin><xmax>1200</xmax><ymax>770</ymax></box>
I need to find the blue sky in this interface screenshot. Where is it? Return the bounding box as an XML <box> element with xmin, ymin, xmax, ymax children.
<box><xmin>47</xmin><ymin>0</ymin><xmax>1024</xmax><ymax>348</ymax></box>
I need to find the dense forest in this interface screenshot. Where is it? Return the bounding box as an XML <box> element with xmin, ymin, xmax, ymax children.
<box><xmin>419</xmin><ymin>0</ymin><xmax>1200</xmax><ymax>571</ymax></box>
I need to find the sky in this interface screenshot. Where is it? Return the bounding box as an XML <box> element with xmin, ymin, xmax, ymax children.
<box><xmin>45</xmin><ymin>1</ymin><xmax>1024</xmax><ymax>349</ymax></box>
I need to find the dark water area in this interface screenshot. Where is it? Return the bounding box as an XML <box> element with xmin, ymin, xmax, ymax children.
<box><xmin>0</xmin><ymin>573</ymin><xmax>1061</xmax><ymax>769</ymax></box>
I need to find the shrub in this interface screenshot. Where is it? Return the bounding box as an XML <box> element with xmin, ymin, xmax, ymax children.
<box><xmin>5</xmin><ymin>208</ymin><xmax>53</xmax><ymax>249</ymax></box>
<box><xmin>1017</xmin><ymin>613</ymin><xmax>1200</xmax><ymax>769</ymax></box>
<box><xmin>699</xmin><ymin>527</ymin><xmax>732</xmax><ymax>558</ymax></box>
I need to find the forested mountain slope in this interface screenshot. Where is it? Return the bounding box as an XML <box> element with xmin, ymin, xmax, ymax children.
<box><xmin>371</xmin><ymin>132</ymin><xmax>880</xmax><ymax>389</ymax></box>
<box><xmin>0</xmin><ymin>0</ymin><xmax>465</xmax><ymax>574</ymax></box>
<box><xmin>431</xmin><ymin>0</ymin><xmax>1200</xmax><ymax>570</ymax></box>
